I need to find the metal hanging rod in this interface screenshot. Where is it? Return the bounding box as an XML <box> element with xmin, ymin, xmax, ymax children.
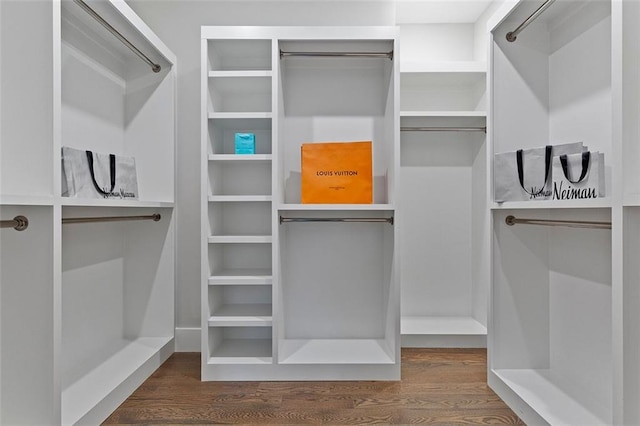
<box><xmin>73</xmin><ymin>0</ymin><xmax>161</xmax><ymax>73</ymax></box>
<box><xmin>0</xmin><ymin>216</ymin><xmax>29</xmax><ymax>231</ymax></box>
<box><xmin>506</xmin><ymin>0</ymin><xmax>556</xmax><ymax>42</ymax></box>
<box><xmin>63</xmin><ymin>213</ymin><xmax>161</xmax><ymax>225</ymax></box>
<box><xmin>505</xmin><ymin>215</ymin><xmax>610</xmax><ymax>229</ymax></box>
<box><xmin>401</xmin><ymin>126</ymin><xmax>486</xmax><ymax>133</ymax></box>
<box><xmin>280</xmin><ymin>216</ymin><xmax>393</xmax><ymax>225</ymax></box>
<box><xmin>280</xmin><ymin>49</ymin><xmax>393</xmax><ymax>60</ymax></box>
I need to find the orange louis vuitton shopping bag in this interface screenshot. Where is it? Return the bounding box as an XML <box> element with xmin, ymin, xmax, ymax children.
<box><xmin>301</xmin><ymin>141</ymin><xmax>373</xmax><ymax>204</ymax></box>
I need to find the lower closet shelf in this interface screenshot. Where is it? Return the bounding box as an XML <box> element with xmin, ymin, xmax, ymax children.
<box><xmin>208</xmin><ymin>304</ymin><xmax>273</xmax><ymax>326</ymax></box>
<box><xmin>208</xmin><ymin>339</ymin><xmax>273</xmax><ymax>365</ymax></box>
<box><xmin>492</xmin><ymin>369</ymin><xmax>611</xmax><ymax>426</ymax></box>
<box><xmin>62</xmin><ymin>336</ymin><xmax>173</xmax><ymax>425</ymax></box>
<box><xmin>401</xmin><ymin>316</ymin><xmax>487</xmax><ymax>335</ymax></box>
<box><xmin>279</xmin><ymin>339</ymin><xmax>395</xmax><ymax>365</ymax></box>
<box><xmin>208</xmin><ymin>269</ymin><xmax>272</xmax><ymax>285</ymax></box>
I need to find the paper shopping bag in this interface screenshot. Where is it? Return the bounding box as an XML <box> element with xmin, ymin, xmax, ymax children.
<box><xmin>62</xmin><ymin>146</ymin><xmax>139</xmax><ymax>200</ymax></box>
<box><xmin>552</xmin><ymin>151</ymin><xmax>605</xmax><ymax>200</ymax></box>
<box><xmin>494</xmin><ymin>142</ymin><xmax>585</xmax><ymax>202</ymax></box>
<box><xmin>301</xmin><ymin>141</ymin><xmax>372</xmax><ymax>204</ymax></box>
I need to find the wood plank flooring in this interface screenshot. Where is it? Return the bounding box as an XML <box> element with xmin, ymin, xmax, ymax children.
<box><xmin>104</xmin><ymin>349</ymin><xmax>524</xmax><ymax>424</ymax></box>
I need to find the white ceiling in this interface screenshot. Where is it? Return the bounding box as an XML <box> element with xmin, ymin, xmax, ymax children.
<box><xmin>394</xmin><ymin>0</ymin><xmax>494</xmax><ymax>24</ymax></box>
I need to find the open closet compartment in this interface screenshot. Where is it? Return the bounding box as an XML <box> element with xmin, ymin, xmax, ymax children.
<box><xmin>202</xmin><ymin>27</ymin><xmax>399</xmax><ymax>381</ymax></box>
<box><xmin>489</xmin><ymin>0</ymin><xmax>617</xmax><ymax>424</ymax></box>
<box><xmin>491</xmin><ymin>208</ymin><xmax>612</xmax><ymax>425</ymax></box>
<box><xmin>59</xmin><ymin>0</ymin><xmax>175</xmax><ymax>204</ymax></box>
<box><xmin>397</xmin><ymin>11</ymin><xmax>492</xmax><ymax>347</ymax></box>
<box><xmin>275</xmin><ymin>28</ymin><xmax>399</xmax><ymax>379</ymax></box>
<box><xmin>61</xmin><ymin>206</ymin><xmax>174</xmax><ymax>425</ymax></box>
<box><xmin>55</xmin><ymin>1</ymin><xmax>177</xmax><ymax>423</ymax></box>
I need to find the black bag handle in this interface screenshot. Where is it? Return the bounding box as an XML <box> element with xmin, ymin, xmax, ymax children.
<box><xmin>560</xmin><ymin>151</ymin><xmax>590</xmax><ymax>184</ymax></box>
<box><xmin>86</xmin><ymin>150</ymin><xmax>116</xmax><ymax>196</ymax></box>
<box><xmin>516</xmin><ymin>145</ymin><xmax>552</xmax><ymax>196</ymax></box>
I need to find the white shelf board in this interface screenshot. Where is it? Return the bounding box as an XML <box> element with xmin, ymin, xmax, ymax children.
<box><xmin>279</xmin><ymin>203</ymin><xmax>394</xmax><ymax>211</ymax></box>
<box><xmin>208</xmin><ymin>304</ymin><xmax>272</xmax><ymax>326</ymax></box>
<box><xmin>400</xmin><ymin>60</ymin><xmax>487</xmax><ymax>74</ymax></box>
<box><xmin>209</xmin><ymin>195</ymin><xmax>272</xmax><ymax>202</ymax></box>
<box><xmin>209</xmin><ymin>269</ymin><xmax>272</xmax><ymax>285</ymax></box>
<box><xmin>60</xmin><ymin>198</ymin><xmax>174</xmax><ymax>208</ymax></box>
<box><xmin>491</xmin><ymin>198</ymin><xmax>612</xmax><ymax>210</ymax></box>
<box><xmin>62</xmin><ymin>336</ymin><xmax>172</xmax><ymax>426</ymax></box>
<box><xmin>208</xmin><ymin>339</ymin><xmax>272</xmax><ymax>365</ymax></box>
<box><xmin>624</xmin><ymin>193</ymin><xmax>640</xmax><ymax>207</ymax></box>
<box><xmin>493</xmin><ymin>368</ymin><xmax>611</xmax><ymax>426</ymax></box>
<box><xmin>0</xmin><ymin>194</ymin><xmax>54</xmax><ymax>206</ymax></box>
<box><xmin>400</xmin><ymin>111</ymin><xmax>486</xmax><ymax>118</ymax></box>
<box><xmin>279</xmin><ymin>339</ymin><xmax>394</xmax><ymax>365</ymax></box>
<box><xmin>208</xmin><ymin>70</ymin><xmax>272</xmax><ymax>78</ymax></box>
<box><xmin>401</xmin><ymin>316</ymin><xmax>487</xmax><ymax>336</ymax></box>
<box><xmin>208</xmin><ymin>235</ymin><xmax>272</xmax><ymax>244</ymax></box>
<box><xmin>208</xmin><ymin>112</ymin><xmax>272</xmax><ymax>120</ymax></box>
<box><xmin>209</xmin><ymin>154</ymin><xmax>272</xmax><ymax>162</ymax></box>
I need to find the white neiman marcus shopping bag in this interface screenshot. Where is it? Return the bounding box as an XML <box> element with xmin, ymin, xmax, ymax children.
<box><xmin>494</xmin><ymin>142</ymin><xmax>585</xmax><ymax>202</ymax></box>
<box><xmin>551</xmin><ymin>151</ymin><xmax>605</xmax><ymax>200</ymax></box>
<box><xmin>61</xmin><ymin>147</ymin><xmax>138</xmax><ymax>199</ymax></box>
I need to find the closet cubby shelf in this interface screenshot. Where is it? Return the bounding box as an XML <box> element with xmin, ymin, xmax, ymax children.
<box><xmin>491</xmin><ymin>199</ymin><xmax>613</xmax><ymax>210</ymax></box>
<box><xmin>208</xmin><ymin>340</ymin><xmax>273</xmax><ymax>365</ymax></box>
<box><xmin>623</xmin><ymin>194</ymin><xmax>640</xmax><ymax>207</ymax></box>
<box><xmin>209</xmin><ymin>154</ymin><xmax>272</xmax><ymax>162</ymax></box>
<box><xmin>208</xmin><ymin>235</ymin><xmax>273</xmax><ymax>244</ymax></box>
<box><xmin>208</xmin><ymin>112</ymin><xmax>273</xmax><ymax>120</ymax></box>
<box><xmin>208</xmin><ymin>70</ymin><xmax>273</xmax><ymax>78</ymax></box>
<box><xmin>208</xmin><ymin>304</ymin><xmax>272</xmax><ymax>326</ymax></box>
<box><xmin>209</xmin><ymin>195</ymin><xmax>273</xmax><ymax>202</ymax></box>
<box><xmin>208</xmin><ymin>269</ymin><xmax>273</xmax><ymax>285</ymax></box>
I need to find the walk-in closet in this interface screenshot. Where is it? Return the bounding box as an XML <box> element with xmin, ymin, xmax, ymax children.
<box><xmin>2</xmin><ymin>0</ymin><xmax>640</xmax><ymax>424</ymax></box>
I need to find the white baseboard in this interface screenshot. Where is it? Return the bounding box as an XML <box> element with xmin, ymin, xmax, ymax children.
<box><xmin>175</xmin><ymin>327</ymin><xmax>201</xmax><ymax>352</ymax></box>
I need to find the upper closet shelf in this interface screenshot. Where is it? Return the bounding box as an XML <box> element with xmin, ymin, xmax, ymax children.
<box><xmin>209</xmin><ymin>112</ymin><xmax>273</xmax><ymax>120</ymax></box>
<box><xmin>400</xmin><ymin>60</ymin><xmax>487</xmax><ymax>73</ymax></box>
<box><xmin>0</xmin><ymin>195</ymin><xmax>55</xmax><ymax>206</ymax></box>
<box><xmin>400</xmin><ymin>111</ymin><xmax>486</xmax><ymax>117</ymax></box>
<box><xmin>279</xmin><ymin>204</ymin><xmax>395</xmax><ymax>211</ymax></box>
<box><xmin>208</xmin><ymin>70</ymin><xmax>272</xmax><ymax>78</ymax></box>
<box><xmin>60</xmin><ymin>198</ymin><xmax>174</xmax><ymax>208</ymax></box>
<box><xmin>209</xmin><ymin>154</ymin><xmax>272</xmax><ymax>162</ymax></box>
<box><xmin>491</xmin><ymin>198</ymin><xmax>612</xmax><ymax>210</ymax></box>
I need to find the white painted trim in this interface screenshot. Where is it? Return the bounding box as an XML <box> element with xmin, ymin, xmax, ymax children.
<box><xmin>175</xmin><ymin>327</ymin><xmax>201</xmax><ymax>352</ymax></box>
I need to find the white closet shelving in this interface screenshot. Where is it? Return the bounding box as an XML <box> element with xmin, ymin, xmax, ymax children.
<box><xmin>398</xmin><ymin>23</ymin><xmax>489</xmax><ymax>347</ymax></box>
<box><xmin>487</xmin><ymin>0</ymin><xmax>634</xmax><ymax>424</ymax></box>
<box><xmin>202</xmin><ymin>26</ymin><xmax>400</xmax><ymax>380</ymax></box>
<box><xmin>1</xmin><ymin>1</ymin><xmax>176</xmax><ymax>424</ymax></box>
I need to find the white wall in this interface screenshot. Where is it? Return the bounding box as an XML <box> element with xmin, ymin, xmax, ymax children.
<box><xmin>126</xmin><ymin>0</ymin><xmax>397</xmax><ymax>349</ymax></box>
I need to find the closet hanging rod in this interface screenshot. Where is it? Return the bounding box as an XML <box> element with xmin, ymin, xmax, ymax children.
<box><xmin>62</xmin><ymin>213</ymin><xmax>161</xmax><ymax>225</ymax></box>
<box><xmin>505</xmin><ymin>215</ymin><xmax>610</xmax><ymax>229</ymax></box>
<box><xmin>280</xmin><ymin>49</ymin><xmax>393</xmax><ymax>60</ymax></box>
<box><xmin>506</xmin><ymin>0</ymin><xmax>556</xmax><ymax>42</ymax></box>
<box><xmin>0</xmin><ymin>216</ymin><xmax>29</xmax><ymax>231</ymax></box>
<box><xmin>72</xmin><ymin>0</ymin><xmax>162</xmax><ymax>73</ymax></box>
<box><xmin>401</xmin><ymin>126</ymin><xmax>486</xmax><ymax>133</ymax></box>
<box><xmin>280</xmin><ymin>216</ymin><xmax>393</xmax><ymax>225</ymax></box>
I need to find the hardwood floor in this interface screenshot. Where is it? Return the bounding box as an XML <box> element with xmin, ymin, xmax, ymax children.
<box><xmin>104</xmin><ymin>349</ymin><xmax>524</xmax><ymax>424</ymax></box>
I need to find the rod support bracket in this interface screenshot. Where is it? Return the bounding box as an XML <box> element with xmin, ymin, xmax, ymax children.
<box><xmin>13</xmin><ymin>215</ymin><xmax>29</xmax><ymax>231</ymax></box>
<box><xmin>506</xmin><ymin>32</ymin><xmax>517</xmax><ymax>42</ymax></box>
<box><xmin>505</xmin><ymin>215</ymin><xmax>516</xmax><ymax>226</ymax></box>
